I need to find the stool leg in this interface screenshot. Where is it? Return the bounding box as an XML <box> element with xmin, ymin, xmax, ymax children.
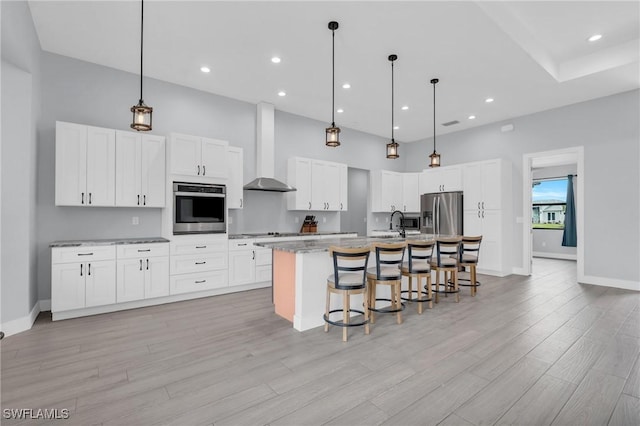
<box><xmin>417</xmin><ymin>275</ymin><xmax>423</xmax><ymax>314</ymax></box>
<box><xmin>454</xmin><ymin>270</ymin><xmax>460</xmax><ymax>303</ymax></box>
<box><xmin>395</xmin><ymin>281</ymin><xmax>403</xmax><ymax>324</ymax></box>
<box><xmin>471</xmin><ymin>265</ymin><xmax>477</xmax><ymax>296</ymax></box>
<box><xmin>434</xmin><ymin>270</ymin><xmax>439</xmax><ymax>304</ymax></box>
<box><xmin>343</xmin><ymin>292</ymin><xmax>349</xmax><ymax>342</ymax></box>
<box><xmin>444</xmin><ymin>271</ymin><xmax>449</xmax><ymax>298</ymax></box>
<box><xmin>369</xmin><ymin>280</ymin><xmax>376</xmax><ymax>324</ymax></box>
<box><xmin>324</xmin><ymin>286</ymin><xmax>330</xmax><ymax>332</ymax></box>
<box><xmin>426</xmin><ymin>274</ymin><xmax>433</xmax><ymax>309</ymax></box>
<box><xmin>408</xmin><ymin>276</ymin><xmax>413</xmax><ymax>304</ymax></box>
<box><xmin>364</xmin><ymin>287</ymin><xmax>370</xmax><ymax>335</ymax></box>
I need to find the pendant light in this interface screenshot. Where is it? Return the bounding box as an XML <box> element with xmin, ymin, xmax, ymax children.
<box><xmin>325</xmin><ymin>21</ymin><xmax>340</xmax><ymax>147</ymax></box>
<box><xmin>386</xmin><ymin>54</ymin><xmax>399</xmax><ymax>159</ymax></box>
<box><xmin>130</xmin><ymin>0</ymin><xmax>152</xmax><ymax>131</ymax></box>
<box><xmin>429</xmin><ymin>78</ymin><xmax>441</xmax><ymax>167</ymax></box>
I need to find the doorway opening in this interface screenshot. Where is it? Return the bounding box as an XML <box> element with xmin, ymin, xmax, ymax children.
<box><xmin>522</xmin><ymin>147</ymin><xmax>584</xmax><ymax>280</ymax></box>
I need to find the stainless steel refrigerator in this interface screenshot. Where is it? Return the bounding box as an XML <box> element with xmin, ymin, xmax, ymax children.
<box><xmin>420</xmin><ymin>191</ymin><xmax>464</xmax><ymax>235</ymax></box>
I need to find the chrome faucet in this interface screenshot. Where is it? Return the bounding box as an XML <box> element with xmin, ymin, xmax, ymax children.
<box><xmin>390</xmin><ymin>210</ymin><xmax>406</xmax><ymax>238</ymax></box>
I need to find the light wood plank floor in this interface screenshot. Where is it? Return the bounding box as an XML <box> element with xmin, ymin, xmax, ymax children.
<box><xmin>1</xmin><ymin>258</ymin><xmax>639</xmax><ymax>425</ymax></box>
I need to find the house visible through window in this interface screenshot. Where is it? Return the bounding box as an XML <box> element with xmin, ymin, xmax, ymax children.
<box><xmin>532</xmin><ymin>178</ymin><xmax>568</xmax><ymax>229</ymax></box>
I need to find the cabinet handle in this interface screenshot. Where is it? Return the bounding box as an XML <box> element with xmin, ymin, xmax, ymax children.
<box><xmin>140</xmin><ymin>259</ymin><xmax>143</xmax><ymax>271</ymax></box>
<box><xmin>340</xmin><ymin>203</ymin><xmax>343</xmax><ymax>210</ymax></box>
<box><xmin>81</xmin><ymin>192</ymin><xmax>85</xmax><ymax>204</ymax></box>
<box><xmin>203</xmin><ymin>165</ymin><xmax>206</xmax><ymax>176</ymax></box>
<box><xmin>238</xmin><ymin>243</ymin><xmax>247</xmax><ymax>246</ymax></box>
<box><xmin>482</xmin><ymin>211</ymin><xmax>485</xmax><ymax>219</ymax></box>
<box><xmin>195</xmin><ymin>245</ymin><xmax>207</xmax><ymax>249</ymax></box>
<box><xmin>308</xmin><ymin>202</ymin><xmax>311</xmax><ymax>210</ymax></box>
<box><xmin>478</xmin><ymin>202</ymin><xmax>481</xmax><ymax>210</ymax></box>
<box><xmin>404</xmin><ymin>205</ymin><xmax>406</xmax><ymax>212</ymax></box>
<box><xmin>89</xmin><ymin>193</ymin><xmax>92</xmax><ymax>204</ymax></box>
<box><xmin>478</xmin><ymin>210</ymin><xmax>481</xmax><ymax>218</ymax></box>
<box><xmin>143</xmin><ymin>195</ymin><xmax>146</xmax><ymax>206</ymax></box>
<box><xmin>240</xmin><ymin>199</ymin><xmax>243</xmax><ymax>208</ymax></box>
<box><xmin>138</xmin><ymin>249</ymin><xmax>151</xmax><ymax>252</ymax></box>
<box><xmin>195</xmin><ymin>280</ymin><xmax>206</xmax><ymax>284</ymax></box>
<box><xmin>197</xmin><ymin>165</ymin><xmax>200</xmax><ymax>175</ymax></box>
<box><xmin>252</xmin><ymin>251</ymin><xmax>255</xmax><ymax>260</ymax></box>
<box><xmin>77</xmin><ymin>252</ymin><xmax>93</xmax><ymax>256</ymax></box>
<box><xmin>146</xmin><ymin>259</ymin><xmax>149</xmax><ymax>270</ymax></box>
<box><xmin>195</xmin><ymin>261</ymin><xmax>206</xmax><ymax>265</ymax></box>
<box><xmin>138</xmin><ymin>195</ymin><xmax>140</xmax><ymax>206</ymax></box>
<box><xmin>80</xmin><ymin>264</ymin><xmax>83</xmax><ymax>276</ymax></box>
<box><xmin>88</xmin><ymin>263</ymin><xmax>91</xmax><ymax>276</ymax></box>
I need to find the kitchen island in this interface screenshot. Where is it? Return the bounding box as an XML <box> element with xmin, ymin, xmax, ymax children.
<box><xmin>255</xmin><ymin>234</ymin><xmax>437</xmax><ymax>331</ymax></box>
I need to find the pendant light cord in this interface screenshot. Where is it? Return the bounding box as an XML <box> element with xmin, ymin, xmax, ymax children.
<box><xmin>331</xmin><ymin>27</ymin><xmax>335</xmax><ymax>127</ymax></box>
<box><xmin>391</xmin><ymin>59</ymin><xmax>395</xmax><ymax>141</ymax></box>
<box><xmin>432</xmin><ymin>80</ymin><xmax>436</xmax><ymax>152</ymax></box>
<box><xmin>139</xmin><ymin>0</ymin><xmax>144</xmax><ymax>103</ymax></box>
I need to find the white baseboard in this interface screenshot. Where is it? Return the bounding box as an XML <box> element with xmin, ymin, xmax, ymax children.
<box><xmin>39</xmin><ymin>299</ymin><xmax>51</xmax><ymax>311</ymax></box>
<box><xmin>580</xmin><ymin>275</ymin><xmax>640</xmax><ymax>292</ymax></box>
<box><xmin>512</xmin><ymin>267</ymin><xmax>528</xmax><ymax>276</ymax></box>
<box><xmin>532</xmin><ymin>252</ymin><xmax>577</xmax><ymax>260</ymax></box>
<box><xmin>0</xmin><ymin>302</ymin><xmax>40</xmax><ymax>337</ymax></box>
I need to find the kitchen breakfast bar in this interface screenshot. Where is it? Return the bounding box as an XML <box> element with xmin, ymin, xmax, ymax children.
<box><xmin>255</xmin><ymin>234</ymin><xmax>438</xmax><ymax>332</ymax></box>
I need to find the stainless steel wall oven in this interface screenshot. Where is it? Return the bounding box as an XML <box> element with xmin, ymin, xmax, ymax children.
<box><xmin>173</xmin><ymin>182</ymin><xmax>226</xmax><ymax>234</ymax></box>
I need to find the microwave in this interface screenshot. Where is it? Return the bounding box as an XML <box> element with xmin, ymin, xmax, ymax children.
<box><xmin>400</xmin><ymin>216</ymin><xmax>420</xmax><ymax>230</ymax></box>
<box><xmin>173</xmin><ymin>182</ymin><xmax>226</xmax><ymax>234</ymax></box>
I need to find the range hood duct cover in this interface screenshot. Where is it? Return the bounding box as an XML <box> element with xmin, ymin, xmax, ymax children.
<box><xmin>243</xmin><ymin>102</ymin><xmax>296</xmax><ymax>192</ymax></box>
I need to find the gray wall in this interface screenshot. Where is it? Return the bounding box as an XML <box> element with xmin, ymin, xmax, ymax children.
<box><xmin>1</xmin><ymin>1</ymin><xmax>41</xmax><ymax>325</ymax></box>
<box><xmin>340</xmin><ymin>167</ymin><xmax>369</xmax><ymax>236</ymax></box>
<box><xmin>405</xmin><ymin>90</ymin><xmax>640</xmax><ymax>283</ymax></box>
<box><xmin>532</xmin><ymin>165</ymin><xmax>578</xmax><ymax>258</ymax></box>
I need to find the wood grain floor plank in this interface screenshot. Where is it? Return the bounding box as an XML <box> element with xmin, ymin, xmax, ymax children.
<box><xmin>546</xmin><ymin>336</ymin><xmax>607</xmax><ymax>384</ymax></box>
<box><xmin>323</xmin><ymin>401</ymin><xmax>389</xmax><ymax>426</ymax></box>
<box><xmin>526</xmin><ymin>326</ymin><xmax>584</xmax><ymax>365</ymax></box>
<box><xmin>622</xmin><ymin>353</ymin><xmax>640</xmax><ymax>398</ymax></box>
<box><xmin>592</xmin><ymin>335</ymin><xmax>640</xmax><ymax>379</ymax></box>
<box><xmin>437</xmin><ymin>413</ymin><xmax>475</xmax><ymax>426</ymax></box>
<box><xmin>552</xmin><ymin>369</ymin><xmax>625</xmax><ymax>425</ymax></box>
<box><xmin>470</xmin><ymin>332</ymin><xmax>546</xmax><ymax>381</ymax></box>
<box><xmin>608</xmin><ymin>394</ymin><xmax>640</xmax><ymax>426</ymax></box>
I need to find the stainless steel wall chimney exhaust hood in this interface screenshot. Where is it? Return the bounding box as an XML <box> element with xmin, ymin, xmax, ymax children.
<box><xmin>243</xmin><ymin>102</ymin><xmax>296</xmax><ymax>192</ymax></box>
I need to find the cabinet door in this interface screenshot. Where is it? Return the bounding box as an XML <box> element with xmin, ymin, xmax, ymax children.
<box><xmin>145</xmin><ymin>256</ymin><xmax>170</xmax><ymax>299</ymax></box>
<box><xmin>440</xmin><ymin>166</ymin><xmax>462</xmax><ymax>192</ymax></box>
<box><xmin>52</xmin><ymin>262</ymin><xmax>86</xmax><ymax>312</ymax></box>
<box><xmin>480</xmin><ymin>160</ymin><xmax>502</xmax><ymax>211</ymax></box>
<box><xmin>478</xmin><ymin>209</ymin><xmax>502</xmax><ymax>272</ymax></box>
<box><xmin>115</xmin><ymin>130</ymin><xmax>142</xmax><ymax>207</ymax></box>
<box><xmin>201</xmin><ymin>138</ymin><xmax>228</xmax><ymax>178</ymax></box>
<box><xmin>339</xmin><ymin>164</ymin><xmax>348</xmax><ymax>211</ymax></box>
<box><xmin>86</xmin><ymin>126</ymin><xmax>116</xmax><ymax>206</ymax></box>
<box><xmin>55</xmin><ymin>122</ymin><xmax>87</xmax><ymax>206</ymax></box>
<box><xmin>140</xmin><ymin>135</ymin><xmax>166</xmax><ymax>207</ymax></box>
<box><xmin>419</xmin><ymin>169</ymin><xmax>438</xmax><ymax>194</ymax></box>
<box><xmin>227</xmin><ymin>147</ymin><xmax>244</xmax><ymax>209</ymax></box>
<box><xmin>402</xmin><ymin>173</ymin><xmax>420</xmax><ymax>212</ymax></box>
<box><xmin>228</xmin><ymin>250</ymin><xmax>256</xmax><ymax>286</ymax></box>
<box><xmin>85</xmin><ymin>260</ymin><xmax>116</xmax><ymax>307</ymax></box>
<box><xmin>287</xmin><ymin>157</ymin><xmax>312</xmax><ymax>210</ymax></box>
<box><xmin>116</xmin><ymin>258</ymin><xmax>145</xmax><ymax>302</ymax></box>
<box><xmin>381</xmin><ymin>171</ymin><xmax>403</xmax><ymax>211</ymax></box>
<box><xmin>323</xmin><ymin>162</ymin><xmax>341</xmax><ymax>211</ymax></box>
<box><xmin>310</xmin><ymin>160</ymin><xmax>327</xmax><ymax>210</ymax></box>
<box><xmin>170</xmin><ymin>133</ymin><xmax>201</xmax><ymax>176</ymax></box>
<box><xmin>462</xmin><ymin>163</ymin><xmax>483</xmax><ymax>211</ymax></box>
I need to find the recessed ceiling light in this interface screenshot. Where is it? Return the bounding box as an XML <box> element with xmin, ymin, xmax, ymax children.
<box><xmin>588</xmin><ymin>34</ymin><xmax>602</xmax><ymax>42</ymax></box>
<box><xmin>485</xmin><ymin>98</ymin><xmax>494</xmax><ymax>103</ymax></box>
<box><xmin>468</xmin><ymin>115</ymin><xmax>476</xmax><ymax>120</ymax></box>
<box><xmin>200</xmin><ymin>66</ymin><xmax>210</xmax><ymax>73</ymax></box>
<box><xmin>342</xmin><ymin>83</ymin><xmax>351</xmax><ymax>89</ymax></box>
<box><xmin>271</xmin><ymin>57</ymin><xmax>281</xmax><ymax>63</ymax></box>
<box><xmin>393</xmin><ymin>126</ymin><xmax>399</xmax><ymax>130</ymax></box>
<box><xmin>277</xmin><ymin>91</ymin><xmax>286</xmax><ymax>97</ymax></box>
<box><xmin>401</xmin><ymin>105</ymin><xmax>409</xmax><ymax>110</ymax></box>
<box><xmin>336</xmin><ymin>108</ymin><xmax>344</xmax><ymax>113</ymax></box>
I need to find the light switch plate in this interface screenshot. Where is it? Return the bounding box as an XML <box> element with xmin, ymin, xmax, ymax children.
<box><xmin>132</xmin><ymin>216</ymin><xmax>139</xmax><ymax>225</ymax></box>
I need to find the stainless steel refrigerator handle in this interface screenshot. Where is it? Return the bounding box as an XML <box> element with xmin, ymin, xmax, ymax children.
<box><xmin>432</xmin><ymin>197</ymin><xmax>436</xmax><ymax>234</ymax></box>
<box><xmin>436</xmin><ymin>197</ymin><xmax>440</xmax><ymax>234</ymax></box>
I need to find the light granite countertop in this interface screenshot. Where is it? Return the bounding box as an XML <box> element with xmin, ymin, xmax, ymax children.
<box><xmin>229</xmin><ymin>231</ymin><xmax>358</xmax><ymax>240</ymax></box>
<box><xmin>50</xmin><ymin>237</ymin><xmax>169</xmax><ymax>248</ymax></box>
<box><xmin>254</xmin><ymin>234</ymin><xmax>438</xmax><ymax>253</ymax></box>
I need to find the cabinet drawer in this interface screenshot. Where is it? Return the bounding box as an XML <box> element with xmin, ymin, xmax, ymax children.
<box><xmin>52</xmin><ymin>245</ymin><xmax>116</xmax><ymax>264</ymax></box>
<box><xmin>255</xmin><ymin>249</ymin><xmax>272</xmax><ymax>266</ymax></box>
<box><xmin>255</xmin><ymin>265</ymin><xmax>272</xmax><ymax>282</ymax></box>
<box><xmin>171</xmin><ymin>240</ymin><xmax>227</xmax><ymax>255</ymax></box>
<box><xmin>170</xmin><ymin>270</ymin><xmax>228</xmax><ymax>295</ymax></box>
<box><xmin>229</xmin><ymin>239</ymin><xmax>256</xmax><ymax>251</ymax></box>
<box><xmin>117</xmin><ymin>243</ymin><xmax>169</xmax><ymax>259</ymax></box>
<box><xmin>170</xmin><ymin>253</ymin><xmax>228</xmax><ymax>275</ymax></box>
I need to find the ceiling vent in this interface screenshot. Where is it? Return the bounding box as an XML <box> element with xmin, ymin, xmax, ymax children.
<box><xmin>441</xmin><ymin>120</ymin><xmax>460</xmax><ymax>127</ymax></box>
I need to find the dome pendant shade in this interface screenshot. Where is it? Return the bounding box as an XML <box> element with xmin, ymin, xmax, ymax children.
<box><xmin>326</xmin><ymin>21</ymin><xmax>341</xmax><ymax>147</ymax></box>
<box><xmin>428</xmin><ymin>78</ymin><xmax>440</xmax><ymax>167</ymax></box>
<box><xmin>130</xmin><ymin>0</ymin><xmax>153</xmax><ymax>131</ymax></box>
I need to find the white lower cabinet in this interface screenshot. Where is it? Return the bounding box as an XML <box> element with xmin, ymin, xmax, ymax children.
<box><xmin>228</xmin><ymin>239</ymin><xmax>272</xmax><ymax>287</ymax></box>
<box><xmin>116</xmin><ymin>243</ymin><xmax>169</xmax><ymax>302</ymax></box>
<box><xmin>51</xmin><ymin>246</ymin><xmax>117</xmax><ymax>312</ymax></box>
<box><xmin>169</xmin><ymin>238</ymin><xmax>229</xmax><ymax>295</ymax></box>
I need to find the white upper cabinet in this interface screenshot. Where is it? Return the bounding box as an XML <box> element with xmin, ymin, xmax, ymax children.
<box><xmin>169</xmin><ymin>133</ymin><xmax>228</xmax><ymax>178</ymax></box>
<box><xmin>462</xmin><ymin>159</ymin><xmax>505</xmax><ymax>212</ymax></box>
<box><xmin>419</xmin><ymin>165</ymin><xmax>462</xmax><ymax>194</ymax></box>
<box><xmin>288</xmin><ymin>157</ymin><xmax>346</xmax><ymax>211</ymax></box>
<box><xmin>55</xmin><ymin>121</ymin><xmax>115</xmax><ymax>206</ymax></box>
<box><xmin>115</xmin><ymin>131</ymin><xmax>165</xmax><ymax>207</ymax></box>
<box><xmin>402</xmin><ymin>172</ymin><xmax>420</xmax><ymax>212</ymax></box>
<box><xmin>339</xmin><ymin>164</ymin><xmax>348</xmax><ymax>211</ymax></box>
<box><xmin>227</xmin><ymin>146</ymin><xmax>244</xmax><ymax>209</ymax></box>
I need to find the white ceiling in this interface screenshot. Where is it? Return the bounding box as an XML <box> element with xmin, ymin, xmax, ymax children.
<box><xmin>28</xmin><ymin>1</ymin><xmax>639</xmax><ymax>143</ymax></box>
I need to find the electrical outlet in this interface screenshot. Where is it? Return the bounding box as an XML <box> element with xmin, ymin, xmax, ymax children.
<box><xmin>132</xmin><ymin>216</ymin><xmax>139</xmax><ymax>225</ymax></box>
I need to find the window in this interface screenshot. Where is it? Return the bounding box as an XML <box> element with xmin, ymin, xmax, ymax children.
<box><xmin>532</xmin><ymin>178</ymin><xmax>567</xmax><ymax>229</ymax></box>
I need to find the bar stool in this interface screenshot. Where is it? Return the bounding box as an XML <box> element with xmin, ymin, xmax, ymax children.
<box><xmin>367</xmin><ymin>242</ymin><xmax>406</xmax><ymax>325</ymax></box>
<box><xmin>457</xmin><ymin>236</ymin><xmax>483</xmax><ymax>296</ymax></box>
<box><xmin>400</xmin><ymin>240</ymin><xmax>435</xmax><ymax>313</ymax></box>
<box><xmin>324</xmin><ymin>245</ymin><xmax>371</xmax><ymax>341</ymax></box>
<box><xmin>430</xmin><ymin>236</ymin><xmax>462</xmax><ymax>303</ymax></box>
